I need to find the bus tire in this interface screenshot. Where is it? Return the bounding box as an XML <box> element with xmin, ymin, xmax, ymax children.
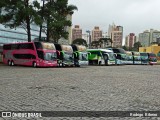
<box><xmin>76</xmin><ymin>64</ymin><xmax>80</xmax><ymax>67</ymax></box>
<box><xmin>33</xmin><ymin>62</ymin><xmax>37</xmax><ymax>68</ymax></box>
<box><xmin>8</xmin><ymin>60</ymin><xmax>11</xmax><ymax>66</ymax></box>
<box><xmin>98</xmin><ymin>61</ymin><xmax>101</xmax><ymax>66</ymax></box>
<box><xmin>105</xmin><ymin>61</ymin><xmax>109</xmax><ymax>66</ymax></box>
<box><xmin>11</xmin><ymin>60</ymin><xmax>14</xmax><ymax>66</ymax></box>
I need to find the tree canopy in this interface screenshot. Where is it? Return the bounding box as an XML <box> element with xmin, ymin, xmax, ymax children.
<box><xmin>72</xmin><ymin>38</ymin><xmax>88</xmax><ymax>47</ymax></box>
<box><xmin>132</xmin><ymin>41</ymin><xmax>142</xmax><ymax>51</ymax></box>
<box><xmin>0</xmin><ymin>0</ymin><xmax>40</xmax><ymax>42</ymax></box>
<box><xmin>0</xmin><ymin>0</ymin><xmax>77</xmax><ymax>43</ymax></box>
<box><xmin>91</xmin><ymin>41</ymin><xmax>100</xmax><ymax>48</ymax></box>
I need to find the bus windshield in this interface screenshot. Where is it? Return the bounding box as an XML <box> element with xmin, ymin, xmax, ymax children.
<box><xmin>149</xmin><ymin>53</ymin><xmax>156</xmax><ymax>57</ymax></box>
<box><xmin>107</xmin><ymin>52</ymin><xmax>116</xmax><ymax>60</ymax></box>
<box><xmin>140</xmin><ymin>53</ymin><xmax>148</xmax><ymax>56</ymax></box>
<box><xmin>44</xmin><ymin>52</ymin><xmax>57</xmax><ymax>61</ymax></box>
<box><xmin>103</xmin><ymin>52</ymin><xmax>116</xmax><ymax>60</ymax></box>
<box><xmin>112</xmin><ymin>48</ymin><xmax>126</xmax><ymax>54</ymax></box>
<box><xmin>64</xmin><ymin>52</ymin><xmax>73</xmax><ymax>61</ymax></box>
<box><xmin>79</xmin><ymin>53</ymin><xmax>88</xmax><ymax>61</ymax></box>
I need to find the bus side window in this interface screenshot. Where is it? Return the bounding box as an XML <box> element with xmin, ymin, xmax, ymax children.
<box><xmin>117</xmin><ymin>54</ymin><xmax>121</xmax><ymax>59</ymax></box>
<box><xmin>37</xmin><ymin>51</ymin><xmax>44</xmax><ymax>59</ymax></box>
<box><xmin>97</xmin><ymin>52</ymin><xmax>101</xmax><ymax>56</ymax></box>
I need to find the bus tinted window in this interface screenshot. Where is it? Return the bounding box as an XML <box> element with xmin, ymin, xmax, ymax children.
<box><xmin>11</xmin><ymin>44</ymin><xmax>19</xmax><ymax>50</ymax></box>
<box><xmin>3</xmin><ymin>45</ymin><xmax>11</xmax><ymax>50</ymax></box>
<box><xmin>149</xmin><ymin>53</ymin><xmax>156</xmax><ymax>57</ymax></box>
<box><xmin>37</xmin><ymin>51</ymin><xmax>44</xmax><ymax>59</ymax></box>
<box><xmin>112</xmin><ymin>48</ymin><xmax>126</xmax><ymax>54</ymax></box>
<box><xmin>140</xmin><ymin>53</ymin><xmax>148</xmax><ymax>56</ymax></box>
<box><xmin>19</xmin><ymin>43</ymin><xmax>34</xmax><ymax>50</ymax></box>
<box><xmin>14</xmin><ymin>54</ymin><xmax>36</xmax><ymax>59</ymax></box>
<box><xmin>34</xmin><ymin>42</ymin><xmax>43</xmax><ymax>49</ymax></box>
<box><xmin>112</xmin><ymin>49</ymin><xmax>120</xmax><ymax>53</ymax></box>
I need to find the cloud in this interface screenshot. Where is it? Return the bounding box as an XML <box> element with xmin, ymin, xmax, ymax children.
<box><xmin>69</xmin><ymin>0</ymin><xmax>160</xmax><ymax>37</ymax></box>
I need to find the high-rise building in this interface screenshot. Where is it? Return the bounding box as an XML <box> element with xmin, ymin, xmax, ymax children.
<box><xmin>91</xmin><ymin>26</ymin><xmax>102</xmax><ymax>41</ymax></box>
<box><xmin>72</xmin><ymin>25</ymin><xmax>82</xmax><ymax>42</ymax></box>
<box><xmin>139</xmin><ymin>31</ymin><xmax>150</xmax><ymax>47</ymax></box>
<box><xmin>150</xmin><ymin>29</ymin><xmax>160</xmax><ymax>44</ymax></box>
<box><xmin>108</xmin><ymin>23</ymin><xmax>123</xmax><ymax>47</ymax></box>
<box><xmin>125</xmin><ymin>33</ymin><xmax>137</xmax><ymax>48</ymax></box>
<box><xmin>139</xmin><ymin>29</ymin><xmax>160</xmax><ymax>47</ymax></box>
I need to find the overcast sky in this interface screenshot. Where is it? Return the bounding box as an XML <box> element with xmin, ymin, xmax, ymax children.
<box><xmin>68</xmin><ymin>0</ymin><xmax>160</xmax><ymax>37</ymax></box>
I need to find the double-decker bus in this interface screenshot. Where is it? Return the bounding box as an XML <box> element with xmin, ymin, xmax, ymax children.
<box><xmin>3</xmin><ymin>42</ymin><xmax>58</xmax><ymax>67</ymax></box>
<box><xmin>140</xmin><ymin>52</ymin><xmax>149</xmax><ymax>65</ymax></box>
<box><xmin>125</xmin><ymin>51</ymin><xmax>134</xmax><ymax>64</ymax></box>
<box><xmin>54</xmin><ymin>44</ymin><xmax>74</xmax><ymax>67</ymax></box>
<box><xmin>147</xmin><ymin>53</ymin><xmax>157</xmax><ymax>65</ymax></box>
<box><xmin>132</xmin><ymin>51</ymin><xmax>142</xmax><ymax>64</ymax></box>
<box><xmin>71</xmin><ymin>45</ymin><xmax>88</xmax><ymax>67</ymax></box>
<box><xmin>87</xmin><ymin>49</ymin><xmax>116</xmax><ymax>65</ymax></box>
<box><xmin>107</xmin><ymin>48</ymin><xmax>127</xmax><ymax>65</ymax></box>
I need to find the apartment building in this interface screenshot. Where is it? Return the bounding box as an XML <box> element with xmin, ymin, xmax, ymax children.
<box><xmin>108</xmin><ymin>24</ymin><xmax>123</xmax><ymax>47</ymax></box>
<box><xmin>125</xmin><ymin>33</ymin><xmax>137</xmax><ymax>48</ymax></box>
<box><xmin>91</xmin><ymin>26</ymin><xmax>102</xmax><ymax>41</ymax></box>
<box><xmin>72</xmin><ymin>25</ymin><xmax>82</xmax><ymax>42</ymax></box>
<box><xmin>139</xmin><ymin>29</ymin><xmax>160</xmax><ymax>47</ymax></box>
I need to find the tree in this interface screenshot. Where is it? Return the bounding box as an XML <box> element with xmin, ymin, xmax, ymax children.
<box><xmin>0</xmin><ymin>0</ymin><xmax>40</xmax><ymax>42</ymax></box>
<box><xmin>42</xmin><ymin>0</ymin><xmax>77</xmax><ymax>43</ymax></box>
<box><xmin>133</xmin><ymin>42</ymin><xmax>142</xmax><ymax>51</ymax></box>
<box><xmin>91</xmin><ymin>41</ymin><xmax>101</xmax><ymax>48</ymax></box>
<box><xmin>72</xmin><ymin>38</ymin><xmax>88</xmax><ymax>47</ymax></box>
<box><xmin>122</xmin><ymin>45</ymin><xmax>129</xmax><ymax>51</ymax></box>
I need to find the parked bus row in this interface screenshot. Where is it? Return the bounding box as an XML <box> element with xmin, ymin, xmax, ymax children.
<box><xmin>2</xmin><ymin>42</ymin><xmax>158</xmax><ymax>67</ymax></box>
<box><xmin>107</xmin><ymin>48</ymin><xmax>158</xmax><ymax>65</ymax></box>
<box><xmin>2</xmin><ymin>42</ymin><xmax>89</xmax><ymax>67</ymax></box>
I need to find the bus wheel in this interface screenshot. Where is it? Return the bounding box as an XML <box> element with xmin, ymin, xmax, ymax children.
<box><xmin>8</xmin><ymin>60</ymin><xmax>11</xmax><ymax>66</ymax></box>
<box><xmin>11</xmin><ymin>61</ymin><xmax>14</xmax><ymax>66</ymax></box>
<box><xmin>59</xmin><ymin>63</ymin><xmax>62</xmax><ymax>67</ymax></box>
<box><xmin>105</xmin><ymin>61</ymin><xmax>109</xmax><ymax>66</ymax></box>
<box><xmin>33</xmin><ymin>62</ymin><xmax>37</xmax><ymax>68</ymax></box>
<box><xmin>99</xmin><ymin>61</ymin><xmax>101</xmax><ymax>66</ymax></box>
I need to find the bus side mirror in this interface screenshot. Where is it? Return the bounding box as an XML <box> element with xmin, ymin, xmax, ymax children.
<box><xmin>88</xmin><ymin>52</ymin><xmax>91</xmax><ymax>56</ymax></box>
<box><xmin>74</xmin><ymin>52</ymin><xmax>78</xmax><ymax>57</ymax></box>
<box><xmin>56</xmin><ymin>50</ymin><xmax>60</xmax><ymax>56</ymax></box>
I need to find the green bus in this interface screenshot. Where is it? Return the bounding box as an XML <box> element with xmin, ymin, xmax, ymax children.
<box><xmin>107</xmin><ymin>48</ymin><xmax>127</xmax><ymax>65</ymax></box>
<box><xmin>54</xmin><ymin>44</ymin><xmax>74</xmax><ymax>67</ymax></box>
<box><xmin>140</xmin><ymin>52</ymin><xmax>149</xmax><ymax>65</ymax></box>
<box><xmin>125</xmin><ymin>51</ymin><xmax>134</xmax><ymax>64</ymax></box>
<box><xmin>71</xmin><ymin>45</ymin><xmax>88</xmax><ymax>67</ymax></box>
<box><xmin>87</xmin><ymin>49</ymin><xmax>116</xmax><ymax>65</ymax></box>
<box><xmin>132</xmin><ymin>51</ymin><xmax>142</xmax><ymax>64</ymax></box>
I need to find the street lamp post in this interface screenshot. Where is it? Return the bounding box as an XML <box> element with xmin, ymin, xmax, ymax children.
<box><xmin>86</xmin><ymin>30</ymin><xmax>91</xmax><ymax>48</ymax></box>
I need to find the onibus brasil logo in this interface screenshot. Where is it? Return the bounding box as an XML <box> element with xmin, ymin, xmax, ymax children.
<box><xmin>1</xmin><ymin>112</ymin><xmax>42</xmax><ymax>118</ymax></box>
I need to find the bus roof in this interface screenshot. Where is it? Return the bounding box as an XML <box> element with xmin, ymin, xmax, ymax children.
<box><xmin>87</xmin><ymin>49</ymin><xmax>113</xmax><ymax>53</ymax></box>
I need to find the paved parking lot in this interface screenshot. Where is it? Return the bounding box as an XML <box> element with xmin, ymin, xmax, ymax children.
<box><xmin>0</xmin><ymin>64</ymin><xmax>160</xmax><ymax>120</ymax></box>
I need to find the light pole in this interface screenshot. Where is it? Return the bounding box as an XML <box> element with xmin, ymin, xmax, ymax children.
<box><xmin>86</xmin><ymin>30</ymin><xmax>91</xmax><ymax>48</ymax></box>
